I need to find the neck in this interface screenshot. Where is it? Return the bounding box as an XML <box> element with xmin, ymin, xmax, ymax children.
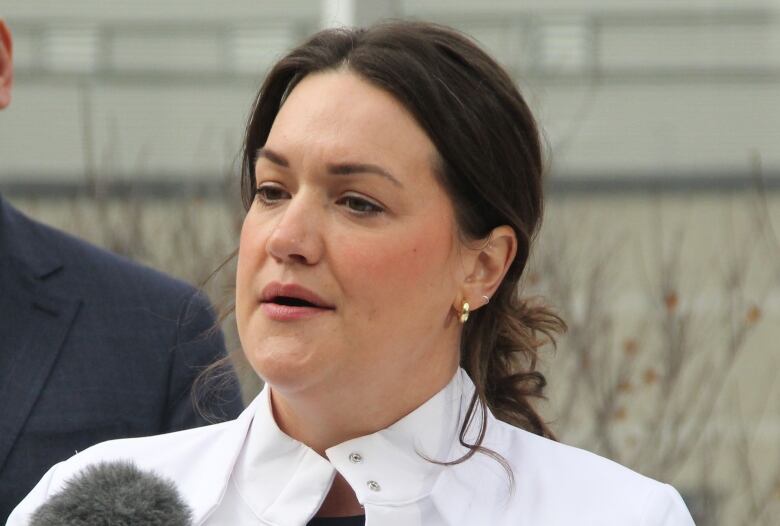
<box><xmin>314</xmin><ymin>473</ymin><xmax>364</xmax><ymax>517</ymax></box>
<box><xmin>270</xmin><ymin>350</ymin><xmax>459</xmax><ymax>456</ymax></box>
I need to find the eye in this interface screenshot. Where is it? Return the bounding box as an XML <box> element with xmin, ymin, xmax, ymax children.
<box><xmin>254</xmin><ymin>184</ymin><xmax>290</xmax><ymax>205</ymax></box>
<box><xmin>337</xmin><ymin>194</ymin><xmax>385</xmax><ymax>216</ymax></box>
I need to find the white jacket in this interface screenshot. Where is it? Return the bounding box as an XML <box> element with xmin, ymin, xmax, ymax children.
<box><xmin>8</xmin><ymin>369</ymin><xmax>695</xmax><ymax>525</ymax></box>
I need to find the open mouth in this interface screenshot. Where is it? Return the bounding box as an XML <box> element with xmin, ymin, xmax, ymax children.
<box><xmin>270</xmin><ymin>296</ymin><xmax>320</xmax><ymax>308</ymax></box>
<box><xmin>260</xmin><ymin>282</ymin><xmax>335</xmax><ymax>320</ymax></box>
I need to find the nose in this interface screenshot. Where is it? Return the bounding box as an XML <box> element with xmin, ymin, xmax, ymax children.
<box><xmin>266</xmin><ymin>192</ymin><xmax>324</xmax><ymax>266</ymax></box>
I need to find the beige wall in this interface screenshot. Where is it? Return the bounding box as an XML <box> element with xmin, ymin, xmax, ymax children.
<box><xmin>3</xmin><ymin>1</ymin><xmax>780</xmax><ymax>181</ymax></box>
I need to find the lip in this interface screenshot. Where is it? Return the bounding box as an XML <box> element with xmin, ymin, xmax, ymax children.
<box><xmin>260</xmin><ymin>282</ymin><xmax>335</xmax><ymax>321</ymax></box>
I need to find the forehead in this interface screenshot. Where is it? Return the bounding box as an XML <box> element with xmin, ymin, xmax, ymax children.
<box><xmin>265</xmin><ymin>70</ymin><xmax>436</xmax><ymax>169</ymax></box>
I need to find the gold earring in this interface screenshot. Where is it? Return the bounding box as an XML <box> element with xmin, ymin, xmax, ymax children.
<box><xmin>459</xmin><ymin>301</ymin><xmax>470</xmax><ymax>323</ymax></box>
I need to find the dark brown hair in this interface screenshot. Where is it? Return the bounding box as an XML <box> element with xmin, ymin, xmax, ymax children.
<box><xmin>239</xmin><ymin>20</ymin><xmax>565</xmax><ymax>461</ymax></box>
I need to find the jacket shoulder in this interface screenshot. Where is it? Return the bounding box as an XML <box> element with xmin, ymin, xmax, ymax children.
<box><xmin>498</xmin><ymin>422</ymin><xmax>693</xmax><ymax>524</ymax></box>
<box><xmin>8</xmin><ymin>405</ymin><xmax>255</xmax><ymax>525</ymax></box>
<box><xmin>438</xmin><ymin>419</ymin><xmax>694</xmax><ymax>525</ymax></box>
<box><xmin>41</xmin><ymin>219</ymin><xmax>194</xmax><ymax>298</ymax></box>
<box><xmin>6</xmin><ymin>202</ymin><xmax>197</xmax><ymax>302</ymax></box>
<box><xmin>52</xmin><ymin>420</ymin><xmax>234</xmax><ymax>485</ymax></box>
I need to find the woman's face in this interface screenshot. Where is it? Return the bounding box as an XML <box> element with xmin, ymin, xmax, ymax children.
<box><xmin>236</xmin><ymin>70</ymin><xmax>467</xmax><ymax>398</ymax></box>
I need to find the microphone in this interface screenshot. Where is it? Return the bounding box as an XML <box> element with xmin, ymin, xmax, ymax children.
<box><xmin>29</xmin><ymin>461</ymin><xmax>193</xmax><ymax>526</ymax></box>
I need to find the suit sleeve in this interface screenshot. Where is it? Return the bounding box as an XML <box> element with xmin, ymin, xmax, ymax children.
<box><xmin>162</xmin><ymin>290</ymin><xmax>244</xmax><ymax>432</ymax></box>
<box><xmin>640</xmin><ymin>483</ymin><xmax>696</xmax><ymax>526</ymax></box>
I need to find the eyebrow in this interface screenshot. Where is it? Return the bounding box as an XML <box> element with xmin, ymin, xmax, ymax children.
<box><xmin>256</xmin><ymin>147</ymin><xmax>289</xmax><ymax>168</ymax></box>
<box><xmin>256</xmin><ymin>147</ymin><xmax>403</xmax><ymax>188</ymax></box>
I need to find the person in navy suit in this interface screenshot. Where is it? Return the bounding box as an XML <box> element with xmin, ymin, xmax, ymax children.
<box><xmin>0</xmin><ymin>19</ymin><xmax>243</xmax><ymax>522</ymax></box>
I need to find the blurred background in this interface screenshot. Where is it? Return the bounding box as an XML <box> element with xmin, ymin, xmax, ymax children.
<box><xmin>1</xmin><ymin>1</ymin><xmax>779</xmax><ymax>523</ymax></box>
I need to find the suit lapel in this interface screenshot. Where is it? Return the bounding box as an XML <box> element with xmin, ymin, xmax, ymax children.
<box><xmin>0</xmin><ymin>197</ymin><xmax>82</xmax><ymax>472</ymax></box>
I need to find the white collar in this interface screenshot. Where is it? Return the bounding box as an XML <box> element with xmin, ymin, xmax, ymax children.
<box><xmin>230</xmin><ymin>368</ymin><xmax>475</xmax><ymax>524</ymax></box>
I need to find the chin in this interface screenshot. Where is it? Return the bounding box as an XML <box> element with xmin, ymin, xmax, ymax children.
<box><xmin>243</xmin><ymin>337</ymin><xmax>330</xmax><ymax>394</ymax></box>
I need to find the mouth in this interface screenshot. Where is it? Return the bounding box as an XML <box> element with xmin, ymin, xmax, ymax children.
<box><xmin>260</xmin><ymin>282</ymin><xmax>335</xmax><ymax>321</ymax></box>
<box><xmin>270</xmin><ymin>296</ymin><xmax>321</xmax><ymax>308</ymax></box>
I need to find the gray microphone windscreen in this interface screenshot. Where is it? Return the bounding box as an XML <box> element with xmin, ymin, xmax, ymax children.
<box><xmin>29</xmin><ymin>461</ymin><xmax>193</xmax><ymax>526</ymax></box>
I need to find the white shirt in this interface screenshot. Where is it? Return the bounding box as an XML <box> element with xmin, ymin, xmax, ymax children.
<box><xmin>8</xmin><ymin>369</ymin><xmax>695</xmax><ymax>525</ymax></box>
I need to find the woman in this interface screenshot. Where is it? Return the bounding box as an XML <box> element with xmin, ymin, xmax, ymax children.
<box><xmin>9</xmin><ymin>21</ymin><xmax>694</xmax><ymax>525</ymax></box>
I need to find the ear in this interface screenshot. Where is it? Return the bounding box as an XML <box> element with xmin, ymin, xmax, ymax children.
<box><xmin>0</xmin><ymin>20</ymin><xmax>14</xmax><ymax>110</ymax></box>
<box><xmin>453</xmin><ymin>225</ymin><xmax>517</xmax><ymax>313</ymax></box>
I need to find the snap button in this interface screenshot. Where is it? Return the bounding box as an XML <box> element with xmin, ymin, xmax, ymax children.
<box><xmin>366</xmin><ymin>480</ymin><xmax>381</xmax><ymax>492</ymax></box>
<box><xmin>349</xmin><ymin>452</ymin><xmax>363</xmax><ymax>464</ymax></box>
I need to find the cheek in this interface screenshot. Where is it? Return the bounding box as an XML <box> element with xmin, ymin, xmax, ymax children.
<box><xmin>336</xmin><ymin>219</ymin><xmax>455</xmax><ymax>304</ymax></box>
<box><xmin>236</xmin><ymin>219</ymin><xmax>252</xmax><ymax>282</ymax></box>
<box><xmin>236</xmin><ymin>214</ymin><xmax>265</xmax><ymax>312</ymax></box>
